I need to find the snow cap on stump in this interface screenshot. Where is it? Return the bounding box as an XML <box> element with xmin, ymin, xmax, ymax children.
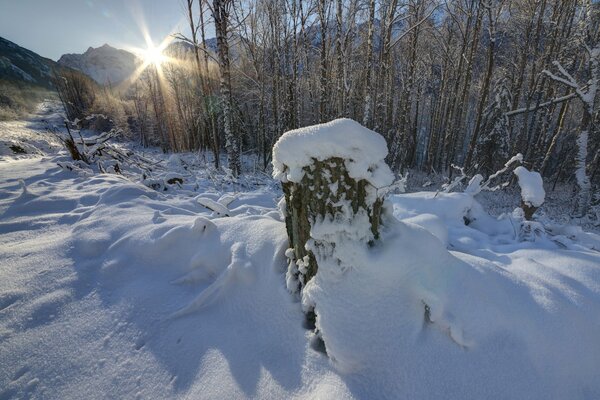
<box><xmin>513</xmin><ymin>166</ymin><xmax>545</xmax><ymax>208</ymax></box>
<box><xmin>272</xmin><ymin>118</ymin><xmax>394</xmax><ymax>188</ymax></box>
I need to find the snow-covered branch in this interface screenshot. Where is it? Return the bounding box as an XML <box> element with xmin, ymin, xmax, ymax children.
<box><xmin>505</xmin><ymin>92</ymin><xmax>577</xmax><ymax>117</ymax></box>
<box><xmin>542</xmin><ymin>61</ymin><xmax>588</xmax><ymax>103</ymax></box>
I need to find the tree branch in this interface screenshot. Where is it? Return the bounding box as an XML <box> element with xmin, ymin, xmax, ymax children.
<box><xmin>505</xmin><ymin>92</ymin><xmax>577</xmax><ymax>117</ymax></box>
<box><xmin>390</xmin><ymin>4</ymin><xmax>440</xmax><ymax>49</ymax></box>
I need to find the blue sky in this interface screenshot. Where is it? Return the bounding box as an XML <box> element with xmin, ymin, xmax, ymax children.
<box><xmin>0</xmin><ymin>0</ymin><xmax>202</xmax><ymax>60</ymax></box>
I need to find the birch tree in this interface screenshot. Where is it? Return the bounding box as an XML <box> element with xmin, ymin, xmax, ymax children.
<box><xmin>362</xmin><ymin>0</ymin><xmax>376</xmax><ymax>128</ymax></box>
<box><xmin>542</xmin><ymin>3</ymin><xmax>599</xmax><ymax>216</ymax></box>
<box><xmin>212</xmin><ymin>0</ymin><xmax>241</xmax><ymax>176</ymax></box>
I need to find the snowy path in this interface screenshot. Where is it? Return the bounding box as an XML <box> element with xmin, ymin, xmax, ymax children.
<box><xmin>1</xmin><ymin>107</ymin><xmax>600</xmax><ymax>399</ymax></box>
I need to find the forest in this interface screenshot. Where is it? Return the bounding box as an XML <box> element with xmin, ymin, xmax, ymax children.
<box><xmin>53</xmin><ymin>0</ymin><xmax>599</xmax><ymax>213</ymax></box>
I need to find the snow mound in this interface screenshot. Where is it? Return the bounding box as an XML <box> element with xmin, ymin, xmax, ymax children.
<box><xmin>272</xmin><ymin>118</ymin><xmax>394</xmax><ymax>188</ymax></box>
<box><xmin>303</xmin><ymin>209</ymin><xmax>600</xmax><ymax>398</ymax></box>
<box><xmin>514</xmin><ymin>166</ymin><xmax>545</xmax><ymax>207</ymax></box>
<box><xmin>403</xmin><ymin>213</ymin><xmax>449</xmax><ymax>246</ymax></box>
<box><xmin>391</xmin><ymin>191</ymin><xmax>478</xmax><ymax>226</ymax></box>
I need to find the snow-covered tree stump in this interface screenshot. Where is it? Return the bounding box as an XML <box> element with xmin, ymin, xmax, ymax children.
<box><xmin>273</xmin><ymin>119</ymin><xmax>394</xmax><ymax>293</ymax></box>
<box><xmin>514</xmin><ymin>166</ymin><xmax>545</xmax><ymax>221</ymax></box>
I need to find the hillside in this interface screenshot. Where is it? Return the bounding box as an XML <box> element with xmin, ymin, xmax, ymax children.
<box><xmin>0</xmin><ymin>37</ymin><xmax>65</xmax><ymax>120</ymax></box>
<box><xmin>0</xmin><ymin>37</ymin><xmax>60</xmax><ymax>89</ymax></box>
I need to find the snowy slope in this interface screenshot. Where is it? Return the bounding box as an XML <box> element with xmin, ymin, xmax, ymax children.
<box><xmin>1</xmin><ymin>107</ymin><xmax>600</xmax><ymax>399</ymax></box>
<box><xmin>0</xmin><ymin>103</ymin><xmax>63</xmax><ymax>158</ymax></box>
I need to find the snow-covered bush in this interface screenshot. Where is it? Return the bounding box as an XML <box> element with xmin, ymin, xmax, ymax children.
<box><xmin>441</xmin><ymin>164</ymin><xmax>469</xmax><ymax>193</ymax></box>
<box><xmin>463</xmin><ymin>154</ymin><xmax>523</xmax><ymax>196</ymax></box>
<box><xmin>512</xmin><ymin>207</ymin><xmax>546</xmax><ymax>241</ymax></box>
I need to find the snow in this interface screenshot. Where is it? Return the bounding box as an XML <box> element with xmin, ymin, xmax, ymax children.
<box><xmin>302</xmin><ymin>213</ymin><xmax>600</xmax><ymax>397</ymax></box>
<box><xmin>1</xmin><ymin>104</ymin><xmax>600</xmax><ymax>399</ymax></box>
<box><xmin>0</xmin><ymin>104</ymin><xmax>63</xmax><ymax>159</ymax></box>
<box><xmin>402</xmin><ymin>213</ymin><xmax>449</xmax><ymax>246</ymax></box>
<box><xmin>514</xmin><ymin>166</ymin><xmax>545</xmax><ymax>207</ymax></box>
<box><xmin>196</xmin><ymin>196</ymin><xmax>230</xmax><ymax>216</ymax></box>
<box><xmin>272</xmin><ymin>118</ymin><xmax>394</xmax><ymax>188</ymax></box>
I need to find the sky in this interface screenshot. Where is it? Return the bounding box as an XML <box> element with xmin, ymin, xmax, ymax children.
<box><xmin>0</xmin><ymin>0</ymin><xmax>203</xmax><ymax>60</ymax></box>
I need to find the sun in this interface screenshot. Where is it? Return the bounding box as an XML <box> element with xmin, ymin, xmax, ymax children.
<box><xmin>119</xmin><ymin>30</ymin><xmax>180</xmax><ymax>86</ymax></box>
<box><xmin>142</xmin><ymin>45</ymin><xmax>166</xmax><ymax>67</ymax></box>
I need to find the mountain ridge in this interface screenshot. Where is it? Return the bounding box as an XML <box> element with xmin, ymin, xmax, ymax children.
<box><xmin>57</xmin><ymin>44</ymin><xmax>140</xmax><ymax>85</ymax></box>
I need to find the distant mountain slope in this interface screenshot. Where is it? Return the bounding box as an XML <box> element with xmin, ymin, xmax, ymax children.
<box><xmin>56</xmin><ymin>40</ymin><xmax>218</xmax><ymax>86</ymax></box>
<box><xmin>57</xmin><ymin>44</ymin><xmax>140</xmax><ymax>86</ymax></box>
<box><xmin>164</xmin><ymin>38</ymin><xmax>218</xmax><ymax>57</ymax></box>
<box><xmin>0</xmin><ymin>36</ymin><xmax>60</xmax><ymax>89</ymax></box>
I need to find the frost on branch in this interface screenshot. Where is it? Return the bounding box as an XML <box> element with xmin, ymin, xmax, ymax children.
<box><xmin>272</xmin><ymin>119</ymin><xmax>394</xmax><ymax>293</ymax></box>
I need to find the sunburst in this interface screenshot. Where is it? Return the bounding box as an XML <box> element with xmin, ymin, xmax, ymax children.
<box><xmin>118</xmin><ymin>19</ymin><xmax>184</xmax><ymax>90</ymax></box>
<box><xmin>141</xmin><ymin>44</ymin><xmax>167</xmax><ymax>67</ymax></box>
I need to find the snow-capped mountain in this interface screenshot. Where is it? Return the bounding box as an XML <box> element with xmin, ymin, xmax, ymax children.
<box><xmin>57</xmin><ymin>44</ymin><xmax>140</xmax><ymax>86</ymax></box>
<box><xmin>0</xmin><ymin>36</ymin><xmax>60</xmax><ymax>89</ymax></box>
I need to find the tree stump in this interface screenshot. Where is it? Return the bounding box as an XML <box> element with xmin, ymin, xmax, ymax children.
<box><xmin>273</xmin><ymin>119</ymin><xmax>394</xmax><ymax>293</ymax></box>
<box><xmin>513</xmin><ymin>166</ymin><xmax>545</xmax><ymax>221</ymax></box>
<box><xmin>282</xmin><ymin>157</ymin><xmax>385</xmax><ymax>291</ymax></box>
<box><xmin>520</xmin><ymin>201</ymin><xmax>537</xmax><ymax>221</ymax></box>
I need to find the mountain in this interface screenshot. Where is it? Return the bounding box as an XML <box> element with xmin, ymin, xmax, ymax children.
<box><xmin>56</xmin><ymin>41</ymin><xmax>218</xmax><ymax>86</ymax></box>
<box><xmin>0</xmin><ymin>36</ymin><xmax>60</xmax><ymax>89</ymax></box>
<box><xmin>58</xmin><ymin>44</ymin><xmax>140</xmax><ymax>85</ymax></box>
<box><xmin>164</xmin><ymin>41</ymin><xmax>195</xmax><ymax>57</ymax></box>
<box><xmin>164</xmin><ymin>38</ymin><xmax>218</xmax><ymax>57</ymax></box>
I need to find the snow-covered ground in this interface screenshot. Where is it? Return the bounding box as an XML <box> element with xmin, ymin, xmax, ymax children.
<box><xmin>1</xmin><ymin>103</ymin><xmax>600</xmax><ymax>399</ymax></box>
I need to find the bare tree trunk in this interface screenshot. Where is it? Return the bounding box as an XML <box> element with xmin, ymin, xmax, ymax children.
<box><xmin>576</xmin><ymin>116</ymin><xmax>592</xmax><ymax>216</ymax></box>
<box><xmin>397</xmin><ymin>0</ymin><xmax>425</xmax><ymax>170</ymax></box>
<box><xmin>440</xmin><ymin>0</ymin><xmax>478</xmax><ymax>170</ymax></box>
<box><xmin>540</xmin><ymin>96</ymin><xmax>569</xmax><ymax>175</ymax></box>
<box><xmin>317</xmin><ymin>0</ymin><xmax>329</xmax><ymax>122</ymax></box>
<box><xmin>362</xmin><ymin>0</ymin><xmax>376</xmax><ymax>128</ymax></box>
<box><xmin>213</xmin><ymin>0</ymin><xmax>241</xmax><ymax>175</ymax></box>
<box><xmin>200</xmin><ymin>0</ymin><xmax>220</xmax><ymax>168</ymax></box>
<box><xmin>335</xmin><ymin>0</ymin><xmax>344</xmax><ymax>117</ymax></box>
<box><xmin>465</xmin><ymin>2</ymin><xmax>499</xmax><ymax>168</ymax></box>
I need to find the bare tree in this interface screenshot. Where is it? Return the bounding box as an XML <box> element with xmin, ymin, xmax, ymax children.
<box><xmin>543</xmin><ymin>11</ymin><xmax>599</xmax><ymax>215</ymax></box>
<box><xmin>211</xmin><ymin>0</ymin><xmax>241</xmax><ymax>175</ymax></box>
